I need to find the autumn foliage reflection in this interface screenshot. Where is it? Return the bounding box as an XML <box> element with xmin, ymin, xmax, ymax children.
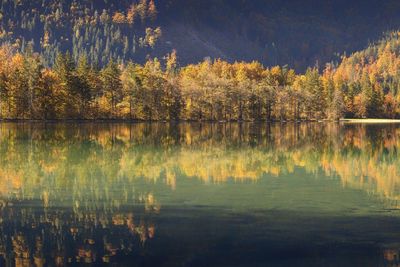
<box><xmin>0</xmin><ymin>123</ymin><xmax>399</xmax><ymax>264</ymax></box>
<box><xmin>0</xmin><ymin>122</ymin><xmax>399</xmax><ymax>203</ymax></box>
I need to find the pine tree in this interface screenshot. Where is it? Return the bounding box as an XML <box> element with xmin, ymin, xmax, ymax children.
<box><xmin>304</xmin><ymin>67</ymin><xmax>325</xmax><ymax>119</ymax></box>
<box><xmin>329</xmin><ymin>88</ymin><xmax>345</xmax><ymax>120</ymax></box>
<box><xmin>100</xmin><ymin>59</ymin><xmax>122</xmax><ymax>118</ymax></box>
<box><xmin>76</xmin><ymin>55</ymin><xmax>93</xmax><ymax>118</ymax></box>
<box><xmin>54</xmin><ymin>51</ymin><xmax>78</xmax><ymax>118</ymax></box>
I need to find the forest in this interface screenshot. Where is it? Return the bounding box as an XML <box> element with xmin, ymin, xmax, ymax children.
<box><xmin>1</xmin><ymin>30</ymin><xmax>400</xmax><ymax>120</ymax></box>
<box><xmin>0</xmin><ymin>0</ymin><xmax>161</xmax><ymax>66</ymax></box>
<box><xmin>2</xmin><ymin>0</ymin><xmax>400</xmax><ymax>70</ymax></box>
<box><xmin>1</xmin><ymin>0</ymin><xmax>400</xmax><ymax>120</ymax></box>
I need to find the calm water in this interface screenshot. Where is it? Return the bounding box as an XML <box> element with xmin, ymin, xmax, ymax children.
<box><xmin>0</xmin><ymin>122</ymin><xmax>400</xmax><ymax>266</ymax></box>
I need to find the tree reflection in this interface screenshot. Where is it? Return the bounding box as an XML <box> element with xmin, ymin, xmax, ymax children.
<box><xmin>0</xmin><ymin>122</ymin><xmax>399</xmax><ymax>264</ymax></box>
<box><xmin>0</xmin><ymin>122</ymin><xmax>399</xmax><ymax>203</ymax></box>
<box><xmin>0</xmin><ymin>200</ymin><xmax>157</xmax><ymax>265</ymax></box>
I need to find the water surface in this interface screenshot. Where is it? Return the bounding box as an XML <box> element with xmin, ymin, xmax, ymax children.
<box><xmin>0</xmin><ymin>122</ymin><xmax>400</xmax><ymax>266</ymax></box>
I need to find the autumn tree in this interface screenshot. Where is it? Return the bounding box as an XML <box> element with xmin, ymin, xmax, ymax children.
<box><xmin>163</xmin><ymin>50</ymin><xmax>182</xmax><ymax>120</ymax></box>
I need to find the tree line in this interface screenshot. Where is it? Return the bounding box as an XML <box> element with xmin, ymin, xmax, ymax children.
<box><xmin>1</xmin><ymin>32</ymin><xmax>400</xmax><ymax>120</ymax></box>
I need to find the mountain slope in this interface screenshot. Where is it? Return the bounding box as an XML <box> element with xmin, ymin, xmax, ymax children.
<box><xmin>153</xmin><ymin>0</ymin><xmax>400</xmax><ymax>70</ymax></box>
<box><xmin>0</xmin><ymin>0</ymin><xmax>161</xmax><ymax>66</ymax></box>
<box><xmin>2</xmin><ymin>0</ymin><xmax>400</xmax><ymax>70</ymax></box>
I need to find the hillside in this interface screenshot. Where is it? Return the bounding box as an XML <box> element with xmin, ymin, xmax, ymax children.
<box><xmin>155</xmin><ymin>0</ymin><xmax>400</xmax><ymax>70</ymax></box>
<box><xmin>327</xmin><ymin>32</ymin><xmax>400</xmax><ymax>118</ymax></box>
<box><xmin>0</xmin><ymin>0</ymin><xmax>161</xmax><ymax>66</ymax></box>
<box><xmin>2</xmin><ymin>0</ymin><xmax>400</xmax><ymax>70</ymax></box>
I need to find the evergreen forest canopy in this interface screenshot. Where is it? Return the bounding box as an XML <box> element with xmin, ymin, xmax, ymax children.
<box><xmin>1</xmin><ymin>0</ymin><xmax>400</xmax><ymax>120</ymax></box>
<box><xmin>0</xmin><ymin>0</ymin><xmax>160</xmax><ymax>67</ymax></box>
<box><xmin>2</xmin><ymin>0</ymin><xmax>400</xmax><ymax>70</ymax></box>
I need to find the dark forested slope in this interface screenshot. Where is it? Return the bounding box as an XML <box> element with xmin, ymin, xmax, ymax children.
<box><xmin>0</xmin><ymin>0</ymin><xmax>161</xmax><ymax>66</ymax></box>
<box><xmin>1</xmin><ymin>0</ymin><xmax>400</xmax><ymax>70</ymax></box>
<box><xmin>155</xmin><ymin>0</ymin><xmax>400</xmax><ymax>70</ymax></box>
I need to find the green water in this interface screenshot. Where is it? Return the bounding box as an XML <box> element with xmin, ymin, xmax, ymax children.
<box><xmin>0</xmin><ymin>122</ymin><xmax>400</xmax><ymax>266</ymax></box>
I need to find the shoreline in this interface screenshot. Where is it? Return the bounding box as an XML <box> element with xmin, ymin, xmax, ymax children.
<box><xmin>340</xmin><ymin>119</ymin><xmax>400</xmax><ymax>124</ymax></box>
<box><xmin>0</xmin><ymin>118</ymin><xmax>329</xmax><ymax>123</ymax></box>
<box><xmin>0</xmin><ymin>118</ymin><xmax>399</xmax><ymax>124</ymax></box>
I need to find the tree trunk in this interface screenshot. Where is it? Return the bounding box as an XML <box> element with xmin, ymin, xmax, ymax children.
<box><xmin>129</xmin><ymin>97</ymin><xmax>133</xmax><ymax>120</ymax></box>
<box><xmin>239</xmin><ymin>100</ymin><xmax>243</xmax><ymax>121</ymax></box>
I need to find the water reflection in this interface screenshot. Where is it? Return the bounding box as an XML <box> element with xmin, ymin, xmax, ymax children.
<box><xmin>0</xmin><ymin>203</ymin><xmax>156</xmax><ymax>266</ymax></box>
<box><xmin>0</xmin><ymin>122</ymin><xmax>399</xmax><ymax>266</ymax></box>
<box><xmin>1</xmin><ymin>123</ymin><xmax>399</xmax><ymax>202</ymax></box>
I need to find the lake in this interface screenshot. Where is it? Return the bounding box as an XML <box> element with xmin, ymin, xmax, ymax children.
<box><xmin>0</xmin><ymin>122</ymin><xmax>399</xmax><ymax>266</ymax></box>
